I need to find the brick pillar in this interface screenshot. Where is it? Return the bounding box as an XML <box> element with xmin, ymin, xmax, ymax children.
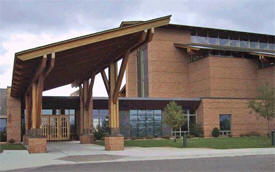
<box><xmin>6</xmin><ymin>88</ymin><xmax>21</xmax><ymax>143</ymax></box>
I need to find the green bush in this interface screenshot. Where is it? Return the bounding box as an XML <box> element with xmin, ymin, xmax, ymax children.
<box><xmin>93</xmin><ymin>125</ymin><xmax>105</xmax><ymax>140</ymax></box>
<box><xmin>8</xmin><ymin>138</ymin><xmax>15</xmax><ymax>144</ymax></box>
<box><xmin>131</xmin><ymin>137</ymin><xmax>137</xmax><ymax>140</ymax></box>
<box><xmin>0</xmin><ymin>132</ymin><xmax>3</xmax><ymax>142</ymax></box>
<box><xmin>212</xmin><ymin>128</ymin><xmax>220</xmax><ymax>137</ymax></box>
<box><xmin>146</xmin><ymin>135</ymin><xmax>153</xmax><ymax>139</ymax></box>
<box><xmin>162</xmin><ymin>135</ymin><xmax>170</xmax><ymax>139</ymax></box>
<box><xmin>190</xmin><ymin>123</ymin><xmax>203</xmax><ymax>137</ymax></box>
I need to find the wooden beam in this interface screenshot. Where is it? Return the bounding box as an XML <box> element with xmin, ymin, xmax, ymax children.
<box><xmin>44</xmin><ymin>52</ymin><xmax>55</xmax><ymax>77</ymax></box>
<box><xmin>85</xmin><ymin>74</ymin><xmax>95</xmax><ymax>110</ymax></box>
<box><xmin>113</xmin><ymin>51</ymin><xmax>130</xmax><ymax>102</ymax></box>
<box><xmin>101</xmin><ymin>70</ymin><xmax>109</xmax><ymax>95</ymax></box>
<box><xmin>26</xmin><ymin>55</ymin><xmax>47</xmax><ymax>95</ymax></box>
<box><xmin>79</xmin><ymin>84</ymin><xmax>84</xmax><ymax>134</ymax></box>
<box><xmin>16</xmin><ymin>15</ymin><xmax>171</xmax><ymax>61</ymax></box>
<box><xmin>31</xmin><ymin>82</ymin><xmax>38</xmax><ymax>129</ymax></box>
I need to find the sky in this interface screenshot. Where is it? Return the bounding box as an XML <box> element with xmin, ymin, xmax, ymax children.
<box><xmin>0</xmin><ymin>0</ymin><xmax>274</xmax><ymax>96</ymax></box>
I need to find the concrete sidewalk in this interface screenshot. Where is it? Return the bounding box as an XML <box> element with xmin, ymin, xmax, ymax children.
<box><xmin>0</xmin><ymin>141</ymin><xmax>275</xmax><ymax>171</ymax></box>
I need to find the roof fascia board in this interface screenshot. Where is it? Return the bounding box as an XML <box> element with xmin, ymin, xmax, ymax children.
<box><xmin>16</xmin><ymin>15</ymin><xmax>171</xmax><ymax>61</ymax></box>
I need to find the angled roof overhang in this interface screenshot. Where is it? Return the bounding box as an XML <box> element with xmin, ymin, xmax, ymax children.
<box><xmin>11</xmin><ymin>15</ymin><xmax>171</xmax><ymax>97</ymax></box>
<box><xmin>174</xmin><ymin>43</ymin><xmax>275</xmax><ymax>58</ymax></box>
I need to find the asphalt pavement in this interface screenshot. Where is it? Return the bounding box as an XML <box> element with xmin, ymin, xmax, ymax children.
<box><xmin>6</xmin><ymin>154</ymin><xmax>275</xmax><ymax>172</ymax></box>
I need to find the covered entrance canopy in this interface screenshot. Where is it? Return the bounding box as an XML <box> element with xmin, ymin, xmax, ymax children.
<box><xmin>11</xmin><ymin>15</ymin><xmax>170</xmax><ymax>97</ymax></box>
<box><xmin>10</xmin><ymin>15</ymin><xmax>171</xmax><ymax>152</ymax></box>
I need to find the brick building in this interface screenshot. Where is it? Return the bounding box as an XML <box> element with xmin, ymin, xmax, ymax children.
<box><xmin>0</xmin><ymin>16</ymin><xmax>274</xmax><ymax>152</ymax></box>
<box><xmin>125</xmin><ymin>23</ymin><xmax>275</xmax><ymax>137</ymax></box>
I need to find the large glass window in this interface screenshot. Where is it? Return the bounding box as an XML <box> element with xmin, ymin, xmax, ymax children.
<box><xmin>0</xmin><ymin>118</ymin><xmax>7</xmax><ymax>142</ymax></box>
<box><xmin>130</xmin><ymin>110</ymin><xmax>162</xmax><ymax>137</ymax></box>
<box><xmin>208</xmin><ymin>31</ymin><xmax>218</xmax><ymax>45</ymax></box>
<box><xmin>219</xmin><ymin>32</ymin><xmax>229</xmax><ymax>46</ymax></box>
<box><xmin>0</xmin><ymin>118</ymin><xmax>7</xmax><ymax>133</ymax></box>
<box><xmin>93</xmin><ymin>109</ymin><xmax>109</xmax><ymax>128</ymax></box>
<box><xmin>220</xmin><ymin>114</ymin><xmax>231</xmax><ymax>131</ymax></box>
<box><xmin>42</xmin><ymin>109</ymin><xmax>53</xmax><ymax>115</ymax></box>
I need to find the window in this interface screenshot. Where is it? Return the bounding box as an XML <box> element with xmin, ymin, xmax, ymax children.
<box><xmin>0</xmin><ymin>118</ymin><xmax>7</xmax><ymax>133</ymax></box>
<box><xmin>137</xmin><ymin>45</ymin><xmax>148</xmax><ymax>97</ymax></box>
<box><xmin>42</xmin><ymin>109</ymin><xmax>53</xmax><ymax>115</ymax></box>
<box><xmin>130</xmin><ymin>110</ymin><xmax>162</xmax><ymax>137</ymax></box>
<box><xmin>208</xmin><ymin>31</ymin><xmax>218</xmax><ymax>45</ymax></box>
<box><xmin>93</xmin><ymin>109</ymin><xmax>109</xmax><ymax>127</ymax></box>
<box><xmin>219</xmin><ymin>32</ymin><xmax>229</xmax><ymax>46</ymax></box>
<box><xmin>0</xmin><ymin>118</ymin><xmax>7</xmax><ymax>141</ymax></box>
<box><xmin>219</xmin><ymin>114</ymin><xmax>231</xmax><ymax>136</ymax></box>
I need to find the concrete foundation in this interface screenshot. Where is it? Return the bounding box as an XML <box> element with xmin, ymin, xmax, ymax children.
<box><xmin>28</xmin><ymin>137</ymin><xmax>47</xmax><ymax>153</ymax></box>
<box><xmin>80</xmin><ymin>134</ymin><xmax>94</xmax><ymax>144</ymax></box>
<box><xmin>105</xmin><ymin>136</ymin><xmax>124</xmax><ymax>151</ymax></box>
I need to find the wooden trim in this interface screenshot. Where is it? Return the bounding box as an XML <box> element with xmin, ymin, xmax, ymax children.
<box><xmin>31</xmin><ymin>82</ymin><xmax>38</xmax><ymax>129</ymax></box>
<box><xmin>16</xmin><ymin>16</ymin><xmax>171</xmax><ymax>61</ymax></box>
<box><xmin>85</xmin><ymin>74</ymin><xmax>95</xmax><ymax>110</ymax></box>
<box><xmin>113</xmin><ymin>51</ymin><xmax>130</xmax><ymax>102</ymax></box>
<box><xmin>101</xmin><ymin>70</ymin><xmax>109</xmax><ymax>95</ymax></box>
<box><xmin>26</xmin><ymin>55</ymin><xmax>47</xmax><ymax>96</ymax></box>
<box><xmin>44</xmin><ymin>53</ymin><xmax>56</xmax><ymax>77</ymax></box>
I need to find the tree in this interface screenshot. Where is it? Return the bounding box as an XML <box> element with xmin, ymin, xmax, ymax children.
<box><xmin>249</xmin><ymin>83</ymin><xmax>275</xmax><ymax>135</ymax></box>
<box><xmin>163</xmin><ymin>101</ymin><xmax>185</xmax><ymax>141</ymax></box>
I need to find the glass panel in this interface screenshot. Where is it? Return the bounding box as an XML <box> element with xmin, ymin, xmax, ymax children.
<box><xmin>209</xmin><ymin>37</ymin><xmax>218</xmax><ymax>45</ymax></box>
<box><xmin>130</xmin><ymin>110</ymin><xmax>138</xmax><ymax>120</ymax></box>
<box><xmin>240</xmin><ymin>40</ymin><xmax>248</xmax><ymax>48</ymax></box>
<box><xmin>220</xmin><ymin>38</ymin><xmax>230</xmax><ymax>46</ymax></box>
<box><xmin>250</xmin><ymin>41</ymin><xmax>259</xmax><ymax>49</ymax></box>
<box><xmin>146</xmin><ymin>110</ymin><xmax>154</xmax><ymax>121</ymax></box>
<box><xmin>269</xmin><ymin>43</ymin><xmax>275</xmax><ymax>50</ymax></box>
<box><xmin>0</xmin><ymin>119</ymin><xmax>7</xmax><ymax>132</ymax></box>
<box><xmin>42</xmin><ymin>109</ymin><xmax>53</xmax><ymax>115</ymax></box>
<box><xmin>260</xmin><ymin>42</ymin><xmax>268</xmax><ymax>49</ymax></box>
<box><xmin>56</xmin><ymin>109</ymin><xmax>61</xmax><ymax>115</ymax></box>
<box><xmin>191</xmin><ymin>35</ymin><xmax>199</xmax><ymax>43</ymax></box>
<box><xmin>230</xmin><ymin>39</ymin><xmax>239</xmax><ymax>47</ymax></box>
<box><xmin>220</xmin><ymin>114</ymin><xmax>231</xmax><ymax>131</ymax></box>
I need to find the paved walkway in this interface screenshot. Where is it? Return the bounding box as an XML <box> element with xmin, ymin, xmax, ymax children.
<box><xmin>0</xmin><ymin>141</ymin><xmax>275</xmax><ymax>171</ymax></box>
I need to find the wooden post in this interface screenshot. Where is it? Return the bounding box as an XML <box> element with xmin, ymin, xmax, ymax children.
<box><xmin>108</xmin><ymin>62</ymin><xmax>120</xmax><ymax>135</ymax></box>
<box><xmin>31</xmin><ymin>82</ymin><xmax>38</xmax><ymax>129</ymax></box>
<box><xmin>79</xmin><ymin>76</ymin><xmax>95</xmax><ymax>144</ymax></box>
<box><xmin>79</xmin><ymin>84</ymin><xmax>84</xmax><ymax>135</ymax></box>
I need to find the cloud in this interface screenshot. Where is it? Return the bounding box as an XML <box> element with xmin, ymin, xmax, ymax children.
<box><xmin>0</xmin><ymin>0</ymin><xmax>274</xmax><ymax>96</ymax></box>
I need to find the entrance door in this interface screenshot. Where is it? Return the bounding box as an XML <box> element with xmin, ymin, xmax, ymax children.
<box><xmin>41</xmin><ymin>115</ymin><xmax>70</xmax><ymax>141</ymax></box>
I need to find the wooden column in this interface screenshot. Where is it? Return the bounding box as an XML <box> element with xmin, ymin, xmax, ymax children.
<box><xmin>79</xmin><ymin>84</ymin><xmax>84</xmax><ymax>135</ymax></box>
<box><xmin>108</xmin><ymin>62</ymin><xmax>120</xmax><ymax>135</ymax></box>
<box><xmin>79</xmin><ymin>74</ymin><xmax>95</xmax><ymax>144</ymax></box>
<box><xmin>25</xmin><ymin>93</ymin><xmax>32</xmax><ymax>132</ymax></box>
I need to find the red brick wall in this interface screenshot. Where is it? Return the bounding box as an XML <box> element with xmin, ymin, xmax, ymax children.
<box><xmin>147</xmin><ymin>28</ymin><xmax>190</xmax><ymax>98</ymax></box>
<box><xmin>126</xmin><ymin>51</ymin><xmax>138</xmax><ymax>97</ymax></box>
<box><xmin>6</xmin><ymin>88</ymin><xmax>21</xmax><ymax>143</ymax></box>
<box><xmin>200</xmin><ymin>98</ymin><xmax>275</xmax><ymax>137</ymax></box>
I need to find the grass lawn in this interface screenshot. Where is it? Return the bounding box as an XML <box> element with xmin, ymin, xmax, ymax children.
<box><xmin>95</xmin><ymin>136</ymin><xmax>273</xmax><ymax>149</ymax></box>
<box><xmin>0</xmin><ymin>144</ymin><xmax>26</xmax><ymax>153</ymax></box>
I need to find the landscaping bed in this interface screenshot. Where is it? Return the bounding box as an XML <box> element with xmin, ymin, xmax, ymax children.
<box><xmin>0</xmin><ymin>144</ymin><xmax>26</xmax><ymax>153</ymax></box>
<box><xmin>95</xmin><ymin>136</ymin><xmax>273</xmax><ymax>149</ymax></box>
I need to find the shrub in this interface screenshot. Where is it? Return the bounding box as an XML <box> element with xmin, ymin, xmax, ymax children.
<box><xmin>162</xmin><ymin>135</ymin><xmax>170</xmax><ymax>139</ymax></box>
<box><xmin>187</xmin><ymin>134</ymin><xmax>195</xmax><ymax>139</ymax></box>
<box><xmin>146</xmin><ymin>135</ymin><xmax>153</xmax><ymax>139</ymax></box>
<box><xmin>212</xmin><ymin>128</ymin><xmax>220</xmax><ymax>137</ymax></box>
<box><xmin>93</xmin><ymin>125</ymin><xmax>105</xmax><ymax>140</ymax></box>
<box><xmin>190</xmin><ymin>123</ymin><xmax>203</xmax><ymax>137</ymax></box>
<box><xmin>245</xmin><ymin>131</ymin><xmax>260</xmax><ymax>137</ymax></box>
<box><xmin>131</xmin><ymin>137</ymin><xmax>137</xmax><ymax>140</ymax></box>
<box><xmin>228</xmin><ymin>133</ymin><xmax>233</xmax><ymax>137</ymax></box>
<box><xmin>0</xmin><ymin>132</ymin><xmax>3</xmax><ymax>142</ymax></box>
<box><xmin>8</xmin><ymin>138</ymin><xmax>15</xmax><ymax>144</ymax></box>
